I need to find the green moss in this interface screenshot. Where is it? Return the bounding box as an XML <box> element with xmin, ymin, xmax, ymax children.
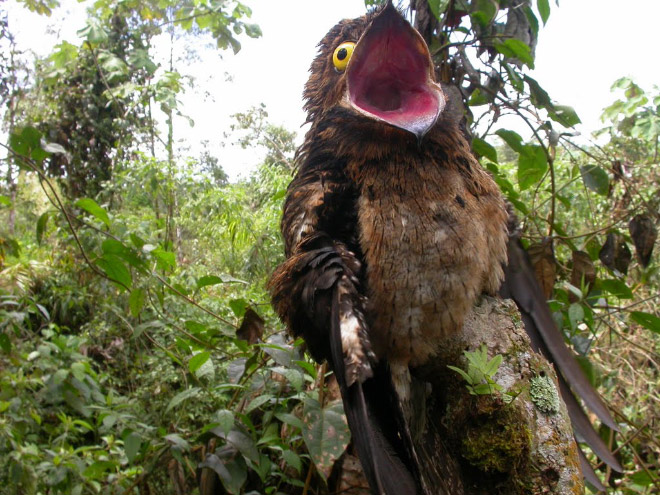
<box><xmin>460</xmin><ymin>404</ymin><xmax>531</xmax><ymax>474</ymax></box>
<box><xmin>530</xmin><ymin>375</ymin><xmax>560</xmax><ymax>415</ymax></box>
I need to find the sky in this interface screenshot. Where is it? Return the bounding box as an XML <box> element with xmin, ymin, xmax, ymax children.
<box><xmin>5</xmin><ymin>0</ymin><xmax>659</xmax><ymax>180</ymax></box>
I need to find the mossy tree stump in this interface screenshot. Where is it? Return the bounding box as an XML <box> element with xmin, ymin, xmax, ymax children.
<box><xmin>333</xmin><ymin>296</ymin><xmax>583</xmax><ymax>495</ymax></box>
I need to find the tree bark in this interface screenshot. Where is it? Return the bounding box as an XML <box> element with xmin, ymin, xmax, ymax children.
<box><xmin>333</xmin><ymin>296</ymin><xmax>583</xmax><ymax>495</ymax></box>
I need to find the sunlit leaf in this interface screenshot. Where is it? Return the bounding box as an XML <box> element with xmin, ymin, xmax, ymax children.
<box><xmin>599</xmin><ymin>279</ymin><xmax>633</xmax><ymax>299</ymax></box>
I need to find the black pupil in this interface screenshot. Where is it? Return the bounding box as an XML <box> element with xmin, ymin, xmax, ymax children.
<box><xmin>337</xmin><ymin>48</ymin><xmax>348</xmax><ymax>61</ymax></box>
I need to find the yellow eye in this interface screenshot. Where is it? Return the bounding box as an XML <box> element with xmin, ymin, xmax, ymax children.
<box><xmin>332</xmin><ymin>42</ymin><xmax>356</xmax><ymax>72</ymax></box>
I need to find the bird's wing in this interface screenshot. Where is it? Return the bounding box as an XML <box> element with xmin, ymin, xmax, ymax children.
<box><xmin>501</xmin><ymin>231</ymin><xmax>622</xmax><ymax>477</ymax></box>
<box><xmin>269</xmin><ymin>163</ymin><xmax>419</xmax><ymax>495</ymax></box>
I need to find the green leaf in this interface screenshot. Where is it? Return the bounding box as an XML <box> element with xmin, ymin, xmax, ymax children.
<box><xmin>503</xmin><ymin>63</ymin><xmax>524</xmax><ymax>92</ymax></box>
<box><xmin>282</xmin><ymin>450</ymin><xmax>302</xmax><ymax>473</ymax></box>
<box><xmin>244</xmin><ymin>23</ymin><xmax>262</xmax><ymax>38</ymax></box>
<box><xmin>471</xmin><ymin>0</ymin><xmax>498</xmax><ymax>28</ymax></box>
<box><xmin>523</xmin><ymin>6</ymin><xmax>539</xmax><ymax>37</ymax></box>
<box><xmin>518</xmin><ymin>145</ymin><xmax>548</xmax><ymax>190</ymax></box>
<box><xmin>302</xmin><ymin>399</ymin><xmax>350</xmax><ymax>477</ymax></box>
<box><xmin>151</xmin><ymin>247</ymin><xmax>176</xmax><ymax>270</ymax></box>
<box><xmin>468</xmin><ymin>88</ymin><xmax>490</xmax><ymax>106</ymax></box>
<box><xmin>630</xmin><ymin>311</ymin><xmax>660</xmax><ymax>334</ymax></box>
<box><xmin>568</xmin><ymin>303</ymin><xmax>584</xmax><ymax>330</ymax></box>
<box><xmin>215</xmin><ymin>409</ymin><xmax>235</xmax><ymax>436</ymax></box>
<box><xmin>0</xmin><ymin>333</ymin><xmax>11</xmax><ymax>353</ymax></box>
<box><xmin>97</xmin><ymin>255</ymin><xmax>132</xmax><ymax>289</ymax></box>
<box><xmin>599</xmin><ymin>279</ymin><xmax>633</xmax><ymax>299</ymax></box>
<box><xmin>524</xmin><ymin>75</ymin><xmax>552</xmax><ymax>109</ymax></box>
<box><xmin>484</xmin><ymin>354</ymin><xmax>502</xmax><ymax>377</ymax></box>
<box><xmin>495</xmin><ymin>39</ymin><xmax>534</xmax><ymax>68</ymax></box>
<box><xmin>536</xmin><ymin>0</ymin><xmax>550</xmax><ymax>25</ymax></box>
<box><xmin>196</xmin><ymin>275</ymin><xmax>223</xmax><ymax>289</ymax></box>
<box><xmin>579</xmin><ymin>165</ymin><xmax>610</xmax><ymax>196</ymax></box>
<box><xmin>245</xmin><ymin>395</ymin><xmax>272</xmax><ymax>414</ymax></box>
<box><xmin>77</xmin><ymin>19</ymin><xmax>109</xmax><ymax>44</ymax></box>
<box><xmin>9</xmin><ymin>126</ymin><xmax>49</xmax><ymax>163</ymax></box>
<box><xmin>0</xmin><ymin>195</ymin><xmax>10</xmax><ymax>207</ymax></box>
<box><xmin>84</xmin><ymin>461</ymin><xmax>117</xmax><ymax>480</ymax></box>
<box><xmin>294</xmin><ymin>360</ymin><xmax>318</xmax><ymax>379</ymax></box>
<box><xmin>165</xmin><ymin>433</ymin><xmax>190</xmax><ymax>452</ymax></box>
<box><xmin>472</xmin><ymin>137</ymin><xmax>498</xmax><ymax>163</ymax></box>
<box><xmin>271</xmin><ymin>366</ymin><xmax>304</xmax><ymax>392</ymax></box>
<box><xmin>229</xmin><ymin>298</ymin><xmax>248</xmax><ymax>317</ymax></box>
<box><xmin>75</xmin><ymin>198</ymin><xmax>110</xmax><ymax>228</ymax></box>
<box><xmin>36</xmin><ymin>212</ymin><xmax>49</xmax><ymax>245</ymax></box>
<box><xmin>188</xmin><ymin>351</ymin><xmax>211</xmax><ymax>374</ymax></box>
<box><xmin>123</xmin><ymin>432</ymin><xmax>142</xmax><ymax>463</ymax></box>
<box><xmin>128</xmin><ymin>289</ymin><xmax>145</xmax><ymax>317</ymax></box>
<box><xmin>166</xmin><ymin>387</ymin><xmax>201</xmax><ymax>413</ymax></box>
<box><xmin>447</xmin><ymin>365</ymin><xmax>474</xmax><ymax>384</ymax></box>
<box><xmin>549</xmin><ymin>105</ymin><xmax>581</xmax><ymax>127</ymax></box>
<box><xmin>427</xmin><ymin>0</ymin><xmax>451</xmax><ymax>19</ymax></box>
<box><xmin>275</xmin><ymin>412</ymin><xmax>305</xmax><ymax>430</ymax></box>
<box><xmin>495</xmin><ymin>128</ymin><xmax>524</xmax><ymax>153</ymax></box>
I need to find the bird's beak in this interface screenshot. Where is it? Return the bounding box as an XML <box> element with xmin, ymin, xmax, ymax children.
<box><xmin>346</xmin><ymin>2</ymin><xmax>445</xmax><ymax>140</ymax></box>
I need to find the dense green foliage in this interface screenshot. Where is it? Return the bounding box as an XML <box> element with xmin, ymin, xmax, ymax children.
<box><xmin>1</xmin><ymin>0</ymin><xmax>659</xmax><ymax>494</ymax></box>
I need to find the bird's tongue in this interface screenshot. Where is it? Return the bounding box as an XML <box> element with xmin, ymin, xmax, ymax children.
<box><xmin>347</xmin><ymin>3</ymin><xmax>444</xmax><ymax>138</ymax></box>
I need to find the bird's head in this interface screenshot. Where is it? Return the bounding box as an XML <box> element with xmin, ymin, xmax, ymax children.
<box><xmin>304</xmin><ymin>1</ymin><xmax>445</xmax><ymax>141</ymax></box>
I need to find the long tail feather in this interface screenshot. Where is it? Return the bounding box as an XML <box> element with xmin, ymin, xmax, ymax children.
<box><xmin>503</xmin><ymin>237</ymin><xmax>618</xmax><ymax>431</ymax></box>
<box><xmin>578</xmin><ymin>448</ymin><xmax>608</xmax><ymax>493</ymax></box>
<box><xmin>330</xmin><ymin>286</ymin><xmax>419</xmax><ymax>495</ymax></box>
<box><xmin>558</xmin><ymin>375</ymin><xmax>623</xmax><ymax>472</ymax></box>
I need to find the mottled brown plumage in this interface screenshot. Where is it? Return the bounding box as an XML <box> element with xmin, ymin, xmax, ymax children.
<box><xmin>269</xmin><ymin>3</ymin><xmax>618</xmax><ymax>494</ymax></box>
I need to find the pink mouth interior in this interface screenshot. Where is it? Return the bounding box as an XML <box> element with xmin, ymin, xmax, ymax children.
<box><xmin>347</xmin><ymin>10</ymin><xmax>441</xmax><ymax>135</ymax></box>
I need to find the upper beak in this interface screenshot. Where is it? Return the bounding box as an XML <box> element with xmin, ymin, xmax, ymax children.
<box><xmin>346</xmin><ymin>2</ymin><xmax>445</xmax><ymax>140</ymax></box>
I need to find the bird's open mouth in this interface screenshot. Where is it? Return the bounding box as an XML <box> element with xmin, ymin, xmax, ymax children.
<box><xmin>346</xmin><ymin>3</ymin><xmax>444</xmax><ymax>138</ymax></box>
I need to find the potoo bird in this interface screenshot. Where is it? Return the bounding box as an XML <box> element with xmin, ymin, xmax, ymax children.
<box><xmin>270</xmin><ymin>3</ymin><xmax>620</xmax><ymax>494</ymax></box>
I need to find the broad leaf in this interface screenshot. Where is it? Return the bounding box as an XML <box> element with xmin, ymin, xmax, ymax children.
<box><xmin>188</xmin><ymin>351</ymin><xmax>211</xmax><ymax>374</ymax></box>
<box><xmin>97</xmin><ymin>255</ymin><xmax>132</xmax><ymax>289</ymax></box>
<box><xmin>495</xmin><ymin>39</ymin><xmax>534</xmax><ymax>68</ymax></box>
<box><xmin>473</xmin><ymin>137</ymin><xmax>498</xmax><ymax>163</ymax></box>
<box><xmin>76</xmin><ymin>198</ymin><xmax>111</xmax><ymax>228</ymax></box>
<box><xmin>599</xmin><ymin>279</ymin><xmax>633</xmax><ymax>300</ymax></box>
<box><xmin>518</xmin><ymin>145</ymin><xmax>547</xmax><ymax>190</ymax></box>
<box><xmin>495</xmin><ymin>128</ymin><xmax>524</xmax><ymax>153</ymax></box>
<box><xmin>537</xmin><ymin>0</ymin><xmax>550</xmax><ymax>25</ymax></box>
<box><xmin>630</xmin><ymin>311</ymin><xmax>660</xmax><ymax>334</ymax></box>
<box><xmin>302</xmin><ymin>398</ymin><xmax>351</xmax><ymax>478</ymax></box>
<box><xmin>128</xmin><ymin>289</ymin><xmax>145</xmax><ymax>317</ymax></box>
<box><xmin>580</xmin><ymin>165</ymin><xmax>610</xmax><ymax>196</ymax></box>
<box><xmin>123</xmin><ymin>432</ymin><xmax>142</xmax><ymax>463</ymax></box>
